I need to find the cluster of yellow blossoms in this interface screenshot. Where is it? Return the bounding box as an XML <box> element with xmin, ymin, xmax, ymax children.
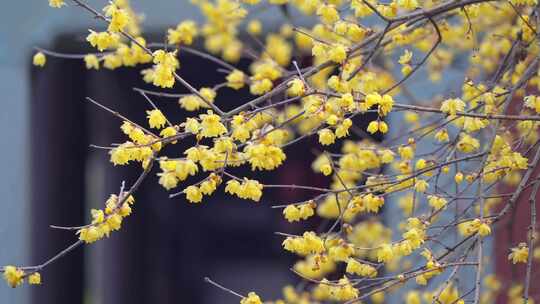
<box><xmin>508</xmin><ymin>243</ymin><xmax>529</xmax><ymax>264</ymax></box>
<box><xmin>2</xmin><ymin>266</ymin><xmax>41</xmax><ymax>288</ymax></box>
<box><xmin>312</xmin><ymin>277</ymin><xmax>359</xmax><ymax>301</ymax></box>
<box><xmin>240</xmin><ymin>292</ymin><xmax>263</xmax><ymax>304</ymax></box>
<box><xmin>18</xmin><ymin>0</ymin><xmax>540</xmax><ymax>302</ymax></box>
<box><xmin>78</xmin><ymin>193</ymin><xmax>135</xmax><ymax>244</ymax></box>
<box><xmin>148</xmin><ymin>50</ymin><xmax>180</xmax><ymax>88</ymax></box>
<box><xmin>158</xmin><ymin>159</ymin><xmax>199</xmax><ymax>190</ymax></box>
<box><xmin>183</xmin><ymin>174</ymin><xmax>221</xmax><ymax>203</ymax></box>
<box><xmin>458</xmin><ymin>219</ymin><xmax>492</xmax><ymax>237</ymax></box>
<box><xmin>225</xmin><ymin>179</ymin><xmax>264</xmax><ymax>202</ymax></box>
<box><xmin>282</xmin><ymin>232</ymin><xmax>325</xmax><ymax>256</ymax></box>
<box><xmin>283</xmin><ymin>202</ymin><xmax>315</xmax><ymax>222</ymax></box>
<box><xmin>109</xmin><ymin>121</ymin><xmax>162</xmax><ymax>168</ymax></box>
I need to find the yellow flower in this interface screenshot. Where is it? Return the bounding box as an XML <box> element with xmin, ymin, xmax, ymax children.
<box><xmin>403</xmin><ymin>227</ymin><xmax>425</xmax><ymax>249</ymax></box>
<box><xmin>78</xmin><ymin>226</ymin><xmax>102</xmax><ymax>244</ymax></box>
<box><xmin>91</xmin><ymin>209</ymin><xmax>105</xmax><ymax>224</ymax></box>
<box><xmin>478</xmin><ymin>222</ymin><xmax>491</xmax><ymax>236</ymax></box>
<box><xmin>241</xmin><ymin>292</ymin><xmax>263</xmax><ymax>304</ymax></box>
<box><xmin>176</xmin><ymin>160</ymin><xmax>198</xmax><ymax>180</ymax></box>
<box><xmin>179</xmin><ymin>95</ymin><xmax>202</xmax><ymax>111</ymax></box>
<box><xmin>200</xmin><ymin>178</ymin><xmax>218</xmax><ymax>195</ymax></box>
<box><xmin>346</xmin><ymin>259</ymin><xmax>377</xmax><ymax>277</ymax></box>
<box><xmin>158</xmin><ymin>172</ymin><xmax>178</xmax><ymax>190</ymax></box>
<box><xmin>378</xmin><ymin>94</ymin><xmax>394</xmax><ymax>116</ymax></box>
<box><xmin>84</xmin><ymin>54</ymin><xmax>100</xmax><ymax>70</ymax></box>
<box><xmin>146</xmin><ymin>109</ymin><xmax>167</xmax><ymax>129</ymax></box>
<box><xmin>367</xmin><ymin>121</ymin><xmax>379</xmax><ymax>134</ymax></box>
<box><xmin>415</xmin><ymin>158</ymin><xmax>427</xmax><ymax>170</ymax></box>
<box><xmin>377</xmin><ymin>244</ymin><xmax>394</xmax><ymax>263</ymax></box>
<box><xmin>283</xmin><ymin>205</ymin><xmax>301</xmax><ymax>222</ymax></box>
<box><xmin>226</xmin><ymin>70</ymin><xmax>245</xmax><ymax>89</ymax></box>
<box><xmin>87</xmin><ymin>30</ymin><xmax>119</xmax><ymax>52</ymax></box>
<box><xmin>299</xmin><ymin>203</ymin><xmax>315</xmax><ymax>219</ymax></box>
<box><xmin>347</xmin><ymin>23</ymin><xmax>366</xmax><ymax>42</ymax></box>
<box><xmin>152</xmin><ymin>50</ymin><xmax>179</xmax><ymax>88</ymax></box>
<box><xmin>49</xmin><ymin>0</ymin><xmax>65</xmax><ymax>8</ymax></box>
<box><xmin>398</xmin><ymin>145</ymin><xmax>415</xmax><ymax>160</ymax></box>
<box><xmin>435</xmin><ymin>129</ymin><xmax>449</xmax><ymax>142</ymax></box>
<box><xmin>329</xmin><ymin>243</ymin><xmax>355</xmax><ymax>262</ymax></box>
<box><xmin>121</xmin><ymin>122</ymin><xmax>134</xmax><ymax>135</ymax></box>
<box><xmin>339</xmin><ymin>93</ymin><xmax>354</xmax><ymax>109</ymax></box>
<box><xmin>200</xmin><ymin>111</ymin><xmax>227</xmax><ymax>138</ymax></box>
<box><xmin>184</xmin><ymin>185</ymin><xmax>203</xmax><ymax>203</ymax></box>
<box><xmin>200</xmin><ymin>87</ymin><xmax>216</xmax><ymax>104</ymax></box>
<box><xmin>118</xmin><ymin>203</ymin><xmax>132</xmax><ymax>217</ymax></box>
<box><xmin>334</xmin><ymin>21</ymin><xmax>348</xmax><ymax>35</ymax></box>
<box><xmin>28</xmin><ymin>272</ymin><xmax>41</xmax><ymax>285</ymax></box>
<box><xmin>244</xmin><ymin>143</ymin><xmax>286</xmax><ymax>170</ymax></box>
<box><xmin>405</xmin><ymin>291</ymin><xmax>421</xmax><ymax>304</ymax></box>
<box><xmin>328</xmin><ymin>44</ymin><xmax>347</xmax><ymax>63</ymax></box>
<box><xmin>317</xmin><ymin>4</ymin><xmax>340</xmax><ymax>24</ymax></box>
<box><xmin>332</xmin><ymin>277</ymin><xmax>359</xmax><ymax>301</ymax></box>
<box><xmin>454</xmin><ymin>172</ymin><xmax>464</xmax><ymax>183</ymax></box>
<box><xmin>457</xmin><ymin>134</ymin><xmax>480</xmax><ymax>153</ymax></box>
<box><xmin>414</xmin><ymin>179</ymin><xmax>429</xmax><ymax>193</ymax></box>
<box><xmin>321</xmin><ymin>163</ymin><xmax>332</xmax><ymax>176</ymax></box>
<box><xmin>508</xmin><ymin>243</ymin><xmax>529</xmax><ymax>264</ymax></box>
<box><xmin>462</xmin><ymin>117</ymin><xmax>486</xmax><ymax>133</ymax></box>
<box><xmin>380</xmin><ymin>149</ymin><xmax>395</xmax><ymax>163</ymax></box>
<box><xmin>160</xmin><ymin>126</ymin><xmax>178</xmax><ymax>140</ymax></box>
<box><xmin>247</xmin><ymin>20</ymin><xmax>262</xmax><ymax>35</ymax></box>
<box><xmin>428</xmin><ymin>195</ymin><xmax>447</xmax><ymax>210</ymax></box>
<box><xmin>103</xmin><ymin>54</ymin><xmax>122</xmax><ymax>70</ymax></box>
<box><xmin>365</xmin><ymin>92</ymin><xmax>382</xmax><ymax>108</ymax></box>
<box><xmin>365</xmin><ymin>194</ymin><xmax>385</xmax><ymax>213</ymax></box>
<box><xmin>109</xmin><ymin>146</ymin><xmax>131</xmax><ymax>166</ymax></box>
<box><xmin>371</xmin><ymin>291</ymin><xmax>385</xmax><ymax>303</ymax></box>
<box><xmin>524</xmin><ymin>95</ymin><xmax>540</xmax><ymax>113</ymax></box>
<box><xmin>399</xmin><ymin>50</ymin><xmax>413</xmax><ymax>65</ymax></box>
<box><xmin>326</xmin><ymin>114</ymin><xmax>339</xmax><ymax>126</ymax></box>
<box><xmin>3</xmin><ymin>266</ymin><xmax>24</xmax><ymax>288</ymax></box>
<box><xmin>104</xmin><ymin>4</ymin><xmax>130</xmax><ymax>33</ymax></box>
<box><xmin>168</xmin><ymin>20</ymin><xmax>198</xmax><ymax>45</ymax></box>
<box><xmin>250</xmin><ymin>79</ymin><xmax>273</xmax><ymax>95</ymax></box>
<box><xmin>401</xmin><ymin>64</ymin><xmax>412</xmax><ymax>75</ymax></box>
<box><xmin>379</xmin><ymin>121</ymin><xmax>389</xmax><ymax>134</ymax></box>
<box><xmin>33</xmin><ymin>52</ymin><xmax>46</xmax><ymax>67</ymax></box>
<box><xmin>282</xmin><ymin>231</ymin><xmax>325</xmax><ymax>255</ymax></box>
<box><xmin>153</xmin><ymin>64</ymin><xmax>175</xmax><ymax>88</ymax></box>
<box><xmin>107</xmin><ymin>214</ymin><xmax>123</xmax><ymax>231</ymax></box>
<box><xmin>367</xmin><ymin>121</ymin><xmax>388</xmax><ymax>134</ymax></box>
<box><xmin>336</xmin><ymin>118</ymin><xmax>353</xmax><ymax>138</ymax></box>
<box><xmin>287</xmin><ymin>78</ymin><xmax>305</xmax><ymax>97</ymax></box>
<box><xmin>397</xmin><ymin>0</ymin><xmax>418</xmax><ymax>10</ymax></box>
<box><xmin>440</xmin><ymin>98</ymin><xmax>465</xmax><ymax>116</ymax></box>
<box><xmin>318</xmin><ymin>129</ymin><xmax>335</xmax><ymax>145</ymax></box>
<box><xmin>226</xmin><ymin>179</ymin><xmax>264</xmax><ymax>202</ymax></box>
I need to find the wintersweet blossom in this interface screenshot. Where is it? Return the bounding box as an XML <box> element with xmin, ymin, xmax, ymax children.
<box><xmin>16</xmin><ymin>0</ymin><xmax>540</xmax><ymax>299</ymax></box>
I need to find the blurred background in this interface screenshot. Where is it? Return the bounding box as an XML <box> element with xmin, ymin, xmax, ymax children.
<box><xmin>1</xmin><ymin>1</ymin><xmax>536</xmax><ymax>304</ymax></box>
